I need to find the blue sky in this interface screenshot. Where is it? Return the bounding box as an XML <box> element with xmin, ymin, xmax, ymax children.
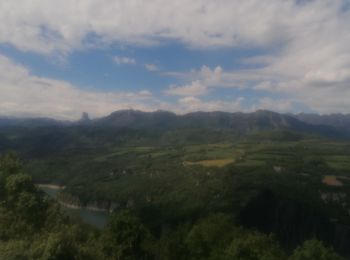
<box><xmin>0</xmin><ymin>0</ymin><xmax>349</xmax><ymax>119</ymax></box>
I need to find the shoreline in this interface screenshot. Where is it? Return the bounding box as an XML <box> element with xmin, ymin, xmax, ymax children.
<box><xmin>37</xmin><ymin>183</ymin><xmax>111</xmax><ymax>213</ymax></box>
<box><xmin>58</xmin><ymin>201</ymin><xmax>110</xmax><ymax>212</ymax></box>
<box><xmin>35</xmin><ymin>184</ymin><xmax>66</xmax><ymax>189</ymax></box>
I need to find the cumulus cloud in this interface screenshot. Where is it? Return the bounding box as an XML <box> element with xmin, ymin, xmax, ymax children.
<box><xmin>0</xmin><ymin>54</ymin><xmax>250</xmax><ymax>119</ymax></box>
<box><xmin>0</xmin><ymin>0</ymin><xmax>346</xmax><ymax>54</ymax></box>
<box><xmin>253</xmin><ymin>97</ymin><xmax>294</xmax><ymax>113</ymax></box>
<box><xmin>164</xmin><ymin>66</ymin><xmax>227</xmax><ymax>96</ymax></box>
<box><xmin>198</xmin><ymin>65</ymin><xmax>223</xmax><ymax>86</ymax></box>
<box><xmin>0</xmin><ymin>0</ymin><xmax>292</xmax><ymax>54</ymax></box>
<box><xmin>164</xmin><ymin>80</ymin><xmax>208</xmax><ymax>96</ymax></box>
<box><xmin>113</xmin><ymin>56</ymin><xmax>136</xmax><ymax>65</ymax></box>
<box><xmin>176</xmin><ymin>96</ymin><xmax>245</xmax><ymax>113</ymax></box>
<box><xmin>0</xmin><ymin>54</ymin><xmax>156</xmax><ymax>119</ymax></box>
<box><xmin>0</xmin><ymin>0</ymin><xmax>350</xmax><ymax>113</ymax></box>
<box><xmin>144</xmin><ymin>63</ymin><xmax>158</xmax><ymax>71</ymax></box>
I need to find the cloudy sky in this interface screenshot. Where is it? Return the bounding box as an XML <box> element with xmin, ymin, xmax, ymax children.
<box><xmin>0</xmin><ymin>0</ymin><xmax>350</xmax><ymax>119</ymax></box>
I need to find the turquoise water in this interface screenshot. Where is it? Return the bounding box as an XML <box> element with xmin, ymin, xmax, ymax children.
<box><xmin>62</xmin><ymin>207</ymin><xmax>108</xmax><ymax>229</ymax></box>
<box><xmin>39</xmin><ymin>186</ymin><xmax>109</xmax><ymax>228</ymax></box>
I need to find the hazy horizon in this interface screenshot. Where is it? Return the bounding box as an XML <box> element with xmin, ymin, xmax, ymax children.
<box><xmin>1</xmin><ymin>108</ymin><xmax>350</xmax><ymax>121</ymax></box>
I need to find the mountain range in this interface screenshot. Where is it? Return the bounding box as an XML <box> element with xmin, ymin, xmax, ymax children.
<box><xmin>0</xmin><ymin>110</ymin><xmax>349</xmax><ymax>144</ymax></box>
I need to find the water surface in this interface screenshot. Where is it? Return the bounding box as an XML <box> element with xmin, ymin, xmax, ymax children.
<box><xmin>39</xmin><ymin>185</ymin><xmax>109</xmax><ymax>228</ymax></box>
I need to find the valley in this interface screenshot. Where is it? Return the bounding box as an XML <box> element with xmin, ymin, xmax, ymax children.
<box><xmin>1</xmin><ymin>110</ymin><xmax>350</xmax><ymax>259</ymax></box>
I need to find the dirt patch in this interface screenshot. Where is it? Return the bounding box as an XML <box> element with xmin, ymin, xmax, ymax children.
<box><xmin>184</xmin><ymin>159</ymin><xmax>235</xmax><ymax>168</ymax></box>
<box><xmin>322</xmin><ymin>176</ymin><xmax>344</xmax><ymax>187</ymax></box>
<box><xmin>36</xmin><ymin>184</ymin><xmax>65</xmax><ymax>189</ymax></box>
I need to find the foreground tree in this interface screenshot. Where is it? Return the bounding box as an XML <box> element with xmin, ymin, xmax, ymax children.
<box><xmin>185</xmin><ymin>213</ymin><xmax>236</xmax><ymax>259</ymax></box>
<box><xmin>223</xmin><ymin>231</ymin><xmax>286</xmax><ymax>260</ymax></box>
<box><xmin>290</xmin><ymin>240</ymin><xmax>344</xmax><ymax>260</ymax></box>
<box><xmin>102</xmin><ymin>210</ymin><xmax>154</xmax><ymax>259</ymax></box>
<box><xmin>0</xmin><ymin>152</ymin><xmax>23</xmax><ymax>198</ymax></box>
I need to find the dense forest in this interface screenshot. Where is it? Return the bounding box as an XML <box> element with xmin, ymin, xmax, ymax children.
<box><xmin>0</xmin><ymin>152</ymin><xmax>344</xmax><ymax>259</ymax></box>
<box><xmin>1</xmin><ymin>110</ymin><xmax>350</xmax><ymax>259</ymax></box>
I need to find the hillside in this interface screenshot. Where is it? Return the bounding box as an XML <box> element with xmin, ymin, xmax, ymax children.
<box><xmin>293</xmin><ymin>113</ymin><xmax>350</xmax><ymax>131</ymax></box>
<box><xmin>1</xmin><ymin>110</ymin><xmax>350</xmax><ymax>258</ymax></box>
<box><xmin>1</xmin><ymin>110</ymin><xmax>348</xmax><ymax>138</ymax></box>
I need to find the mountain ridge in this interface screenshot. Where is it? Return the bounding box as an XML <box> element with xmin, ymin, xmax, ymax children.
<box><xmin>90</xmin><ymin>110</ymin><xmax>349</xmax><ymax>139</ymax></box>
<box><xmin>0</xmin><ymin>109</ymin><xmax>349</xmax><ymax>139</ymax></box>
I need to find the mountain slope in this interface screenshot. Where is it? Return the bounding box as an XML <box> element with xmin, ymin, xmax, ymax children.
<box><xmin>92</xmin><ymin>109</ymin><xmax>348</xmax><ymax>139</ymax></box>
<box><xmin>293</xmin><ymin>113</ymin><xmax>350</xmax><ymax>131</ymax></box>
<box><xmin>0</xmin><ymin>110</ymin><xmax>348</xmax><ymax>155</ymax></box>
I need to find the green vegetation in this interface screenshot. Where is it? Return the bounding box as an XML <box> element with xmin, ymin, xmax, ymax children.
<box><xmin>0</xmin><ymin>140</ymin><xmax>348</xmax><ymax>259</ymax></box>
<box><xmin>290</xmin><ymin>240</ymin><xmax>344</xmax><ymax>260</ymax></box>
<box><xmin>1</xmin><ymin>110</ymin><xmax>350</xmax><ymax>258</ymax></box>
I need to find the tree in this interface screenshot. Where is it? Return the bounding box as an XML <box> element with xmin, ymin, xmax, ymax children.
<box><xmin>102</xmin><ymin>210</ymin><xmax>154</xmax><ymax>259</ymax></box>
<box><xmin>30</xmin><ymin>231</ymin><xmax>79</xmax><ymax>260</ymax></box>
<box><xmin>0</xmin><ymin>152</ymin><xmax>23</xmax><ymax>198</ymax></box>
<box><xmin>0</xmin><ymin>152</ymin><xmax>23</xmax><ymax>177</ymax></box>
<box><xmin>0</xmin><ymin>239</ymin><xmax>29</xmax><ymax>260</ymax></box>
<box><xmin>290</xmin><ymin>240</ymin><xmax>344</xmax><ymax>260</ymax></box>
<box><xmin>224</xmin><ymin>231</ymin><xmax>286</xmax><ymax>260</ymax></box>
<box><xmin>185</xmin><ymin>213</ymin><xmax>236</xmax><ymax>259</ymax></box>
<box><xmin>5</xmin><ymin>174</ymin><xmax>47</xmax><ymax>227</ymax></box>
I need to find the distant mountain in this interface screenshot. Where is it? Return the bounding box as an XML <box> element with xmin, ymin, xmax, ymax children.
<box><xmin>293</xmin><ymin>113</ymin><xmax>350</xmax><ymax>131</ymax></box>
<box><xmin>0</xmin><ymin>110</ymin><xmax>348</xmax><ymax>140</ymax></box>
<box><xmin>0</xmin><ymin>117</ymin><xmax>70</xmax><ymax>128</ymax></box>
<box><xmin>76</xmin><ymin>112</ymin><xmax>92</xmax><ymax>126</ymax></box>
<box><xmin>1</xmin><ymin>109</ymin><xmax>349</xmax><ymax>158</ymax></box>
<box><xmin>91</xmin><ymin>109</ymin><xmax>346</xmax><ymax>138</ymax></box>
<box><xmin>179</xmin><ymin>110</ymin><xmax>305</xmax><ymax>132</ymax></box>
<box><xmin>94</xmin><ymin>109</ymin><xmax>301</xmax><ymax>130</ymax></box>
<box><xmin>95</xmin><ymin>110</ymin><xmax>177</xmax><ymax>128</ymax></box>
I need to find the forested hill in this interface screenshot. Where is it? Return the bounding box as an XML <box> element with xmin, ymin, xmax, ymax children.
<box><xmin>293</xmin><ymin>113</ymin><xmax>350</xmax><ymax>131</ymax></box>
<box><xmin>0</xmin><ymin>117</ymin><xmax>70</xmax><ymax>128</ymax></box>
<box><xmin>1</xmin><ymin>110</ymin><xmax>350</xmax><ymax>258</ymax></box>
<box><xmin>0</xmin><ymin>152</ymin><xmax>345</xmax><ymax>259</ymax></box>
<box><xmin>0</xmin><ymin>110</ymin><xmax>349</xmax><ymax>139</ymax></box>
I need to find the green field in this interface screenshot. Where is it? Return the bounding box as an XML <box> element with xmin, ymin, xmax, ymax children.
<box><xmin>184</xmin><ymin>158</ymin><xmax>235</xmax><ymax>167</ymax></box>
<box><xmin>3</xmin><ymin>128</ymin><xmax>350</xmax><ymax>258</ymax></box>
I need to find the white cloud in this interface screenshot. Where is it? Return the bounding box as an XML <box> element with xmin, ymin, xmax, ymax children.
<box><xmin>176</xmin><ymin>96</ymin><xmax>245</xmax><ymax>113</ymax></box>
<box><xmin>0</xmin><ymin>54</ymin><xmax>251</xmax><ymax>118</ymax></box>
<box><xmin>166</xmin><ymin>65</ymin><xmax>259</xmax><ymax>90</ymax></box>
<box><xmin>241</xmin><ymin>55</ymin><xmax>277</xmax><ymax>66</ymax></box>
<box><xmin>254</xmin><ymin>97</ymin><xmax>293</xmax><ymax>113</ymax></box>
<box><xmin>144</xmin><ymin>63</ymin><xmax>158</xmax><ymax>71</ymax></box>
<box><xmin>164</xmin><ymin>80</ymin><xmax>208</xmax><ymax>96</ymax></box>
<box><xmin>0</xmin><ymin>0</ymin><xmax>350</xmax><ymax>113</ymax></box>
<box><xmin>0</xmin><ymin>0</ymin><xmax>291</xmax><ymax>53</ymax></box>
<box><xmin>198</xmin><ymin>65</ymin><xmax>223</xmax><ymax>86</ymax></box>
<box><xmin>178</xmin><ymin>96</ymin><xmax>203</xmax><ymax>110</ymax></box>
<box><xmin>0</xmin><ymin>0</ymin><xmax>346</xmax><ymax>55</ymax></box>
<box><xmin>0</xmin><ymin>54</ymin><xmax>156</xmax><ymax>119</ymax></box>
<box><xmin>113</xmin><ymin>56</ymin><xmax>136</xmax><ymax>65</ymax></box>
<box><xmin>0</xmin><ymin>53</ymin><xmax>315</xmax><ymax>117</ymax></box>
<box><xmin>164</xmin><ymin>66</ymin><xmax>227</xmax><ymax>96</ymax></box>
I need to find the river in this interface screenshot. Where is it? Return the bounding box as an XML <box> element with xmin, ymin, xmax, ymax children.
<box><xmin>38</xmin><ymin>185</ymin><xmax>109</xmax><ymax>229</ymax></box>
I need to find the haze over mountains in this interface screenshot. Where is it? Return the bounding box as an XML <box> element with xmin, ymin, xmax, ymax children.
<box><xmin>0</xmin><ymin>109</ymin><xmax>349</xmax><ymax>140</ymax></box>
<box><xmin>0</xmin><ymin>109</ymin><xmax>350</xmax><ymax>130</ymax></box>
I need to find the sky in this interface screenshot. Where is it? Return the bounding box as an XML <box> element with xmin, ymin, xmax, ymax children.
<box><xmin>0</xmin><ymin>0</ymin><xmax>350</xmax><ymax>120</ymax></box>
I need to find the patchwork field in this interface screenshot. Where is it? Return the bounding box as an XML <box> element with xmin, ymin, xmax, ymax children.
<box><xmin>323</xmin><ymin>175</ymin><xmax>344</xmax><ymax>187</ymax></box>
<box><xmin>184</xmin><ymin>158</ymin><xmax>235</xmax><ymax>168</ymax></box>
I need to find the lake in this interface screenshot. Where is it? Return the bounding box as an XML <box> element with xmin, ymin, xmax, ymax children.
<box><xmin>38</xmin><ymin>185</ymin><xmax>109</xmax><ymax>229</ymax></box>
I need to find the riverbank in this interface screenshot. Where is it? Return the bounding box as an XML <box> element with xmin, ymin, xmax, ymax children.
<box><xmin>58</xmin><ymin>201</ymin><xmax>111</xmax><ymax>212</ymax></box>
<box><xmin>37</xmin><ymin>184</ymin><xmax>109</xmax><ymax>228</ymax></box>
<box><xmin>35</xmin><ymin>184</ymin><xmax>65</xmax><ymax>189</ymax></box>
<box><xmin>36</xmin><ymin>184</ymin><xmax>112</xmax><ymax>212</ymax></box>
